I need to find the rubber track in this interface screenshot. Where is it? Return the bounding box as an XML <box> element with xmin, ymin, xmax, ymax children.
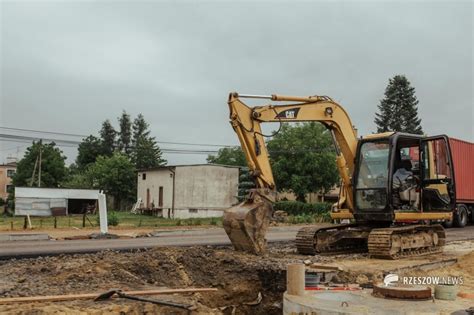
<box><xmin>368</xmin><ymin>225</ymin><xmax>446</xmax><ymax>259</ymax></box>
<box><xmin>295</xmin><ymin>224</ymin><xmax>365</xmax><ymax>255</ymax></box>
<box><xmin>295</xmin><ymin>227</ymin><xmax>320</xmax><ymax>255</ymax></box>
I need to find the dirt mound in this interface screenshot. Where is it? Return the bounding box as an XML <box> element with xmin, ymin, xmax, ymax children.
<box><xmin>0</xmin><ymin>246</ymin><xmax>289</xmax><ymax>314</ymax></box>
<box><xmin>0</xmin><ymin>241</ymin><xmax>471</xmax><ymax>314</ymax></box>
<box><xmin>452</xmin><ymin>250</ymin><xmax>474</xmax><ymax>275</ymax></box>
<box><xmin>400</xmin><ymin>250</ymin><xmax>474</xmax><ymax>292</ymax></box>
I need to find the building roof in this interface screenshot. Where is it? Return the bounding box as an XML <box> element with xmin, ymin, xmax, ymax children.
<box><xmin>138</xmin><ymin>163</ymin><xmax>242</xmax><ymax>172</ymax></box>
<box><xmin>15</xmin><ymin>187</ymin><xmax>101</xmax><ymax>199</ymax></box>
<box><xmin>0</xmin><ymin>163</ymin><xmax>17</xmax><ymax>168</ymax></box>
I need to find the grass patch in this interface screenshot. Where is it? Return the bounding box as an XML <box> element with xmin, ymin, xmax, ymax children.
<box><xmin>0</xmin><ymin>212</ymin><xmax>223</xmax><ymax>230</ymax></box>
<box><xmin>274</xmin><ymin>201</ymin><xmax>331</xmax><ymax>216</ymax></box>
<box><xmin>274</xmin><ymin>200</ymin><xmax>332</xmax><ymax>224</ymax></box>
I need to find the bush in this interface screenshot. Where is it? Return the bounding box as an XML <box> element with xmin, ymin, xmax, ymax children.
<box><xmin>108</xmin><ymin>212</ymin><xmax>120</xmax><ymax>226</ymax></box>
<box><xmin>274</xmin><ymin>201</ymin><xmax>331</xmax><ymax>216</ymax></box>
<box><xmin>287</xmin><ymin>214</ymin><xmax>313</xmax><ymax>224</ymax></box>
<box><xmin>95</xmin><ymin>211</ymin><xmax>120</xmax><ymax>226</ymax></box>
<box><xmin>210</xmin><ymin>217</ymin><xmax>218</xmax><ymax>225</ymax></box>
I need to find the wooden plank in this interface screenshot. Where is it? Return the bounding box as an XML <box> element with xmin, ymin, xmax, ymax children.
<box><xmin>308</xmin><ymin>264</ymin><xmax>342</xmax><ymax>271</ymax></box>
<box><xmin>26</xmin><ymin>215</ymin><xmax>32</xmax><ymax>229</ymax></box>
<box><xmin>0</xmin><ymin>288</ymin><xmax>217</xmax><ymax>304</ymax></box>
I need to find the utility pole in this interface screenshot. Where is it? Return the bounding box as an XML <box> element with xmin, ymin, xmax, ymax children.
<box><xmin>38</xmin><ymin>140</ymin><xmax>42</xmax><ymax>188</ymax></box>
<box><xmin>30</xmin><ymin>155</ymin><xmax>38</xmax><ymax>187</ymax></box>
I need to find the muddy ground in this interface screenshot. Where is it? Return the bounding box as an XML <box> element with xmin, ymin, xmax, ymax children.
<box><xmin>0</xmin><ymin>241</ymin><xmax>472</xmax><ymax>315</ymax></box>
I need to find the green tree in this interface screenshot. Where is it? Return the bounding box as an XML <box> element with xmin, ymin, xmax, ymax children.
<box><xmin>117</xmin><ymin>111</ymin><xmax>132</xmax><ymax>155</ymax></box>
<box><xmin>132</xmin><ymin>114</ymin><xmax>151</xmax><ymax>146</ymax></box>
<box><xmin>99</xmin><ymin>120</ymin><xmax>116</xmax><ymax>156</ymax></box>
<box><xmin>133</xmin><ymin>136</ymin><xmax>167</xmax><ymax>169</ymax></box>
<box><xmin>12</xmin><ymin>141</ymin><xmax>67</xmax><ymax>188</ymax></box>
<box><xmin>207</xmin><ymin>147</ymin><xmax>247</xmax><ymax>166</ymax></box>
<box><xmin>375</xmin><ymin>75</ymin><xmax>423</xmax><ymax>134</ymax></box>
<box><xmin>61</xmin><ymin>173</ymin><xmax>91</xmax><ymax>189</ymax></box>
<box><xmin>85</xmin><ymin>152</ymin><xmax>136</xmax><ymax>210</ymax></box>
<box><xmin>131</xmin><ymin>114</ymin><xmax>166</xmax><ymax>169</ymax></box>
<box><xmin>267</xmin><ymin>123</ymin><xmax>339</xmax><ymax>202</ymax></box>
<box><xmin>76</xmin><ymin>135</ymin><xmax>103</xmax><ymax>169</ymax></box>
<box><xmin>237</xmin><ymin>167</ymin><xmax>255</xmax><ymax>202</ymax></box>
<box><xmin>61</xmin><ymin>163</ymin><xmax>92</xmax><ymax>189</ymax></box>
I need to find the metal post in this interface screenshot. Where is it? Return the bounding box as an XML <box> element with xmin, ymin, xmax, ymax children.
<box><xmin>98</xmin><ymin>192</ymin><xmax>108</xmax><ymax>234</ymax></box>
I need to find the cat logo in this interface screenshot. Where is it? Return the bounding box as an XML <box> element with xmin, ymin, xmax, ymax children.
<box><xmin>275</xmin><ymin>108</ymin><xmax>300</xmax><ymax>119</ymax></box>
<box><xmin>285</xmin><ymin>110</ymin><xmax>296</xmax><ymax>118</ymax></box>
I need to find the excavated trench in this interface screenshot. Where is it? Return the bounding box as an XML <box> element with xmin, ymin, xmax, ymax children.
<box><xmin>0</xmin><ymin>245</ymin><xmax>290</xmax><ymax>314</ymax></box>
<box><xmin>1</xmin><ymin>241</ymin><xmax>472</xmax><ymax>314</ymax></box>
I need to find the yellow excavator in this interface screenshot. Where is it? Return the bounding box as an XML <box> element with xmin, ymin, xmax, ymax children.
<box><xmin>223</xmin><ymin>92</ymin><xmax>455</xmax><ymax>259</ymax></box>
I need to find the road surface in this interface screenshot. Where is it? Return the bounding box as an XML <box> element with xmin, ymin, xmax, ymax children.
<box><xmin>0</xmin><ymin>225</ymin><xmax>473</xmax><ymax>259</ymax></box>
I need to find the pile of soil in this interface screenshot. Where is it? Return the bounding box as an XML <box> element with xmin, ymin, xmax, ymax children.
<box><xmin>0</xmin><ymin>241</ymin><xmax>471</xmax><ymax>314</ymax></box>
<box><xmin>0</xmin><ymin>244</ymin><xmax>303</xmax><ymax>314</ymax></box>
<box><xmin>400</xmin><ymin>250</ymin><xmax>474</xmax><ymax>292</ymax></box>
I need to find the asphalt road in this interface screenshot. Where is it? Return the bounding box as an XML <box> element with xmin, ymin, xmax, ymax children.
<box><xmin>0</xmin><ymin>225</ymin><xmax>473</xmax><ymax>260</ymax></box>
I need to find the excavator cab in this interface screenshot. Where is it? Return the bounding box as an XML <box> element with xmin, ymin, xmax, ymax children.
<box><xmin>353</xmin><ymin>133</ymin><xmax>456</xmax><ymax>224</ymax></box>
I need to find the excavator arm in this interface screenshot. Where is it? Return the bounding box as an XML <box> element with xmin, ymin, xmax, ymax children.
<box><xmin>224</xmin><ymin>92</ymin><xmax>359</xmax><ymax>254</ymax></box>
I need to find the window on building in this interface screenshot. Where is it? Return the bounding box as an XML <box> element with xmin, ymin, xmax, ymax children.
<box><xmin>146</xmin><ymin>188</ymin><xmax>150</xmax><ymax>208</ymax></box>
<box><xmin>158</xmin><ymin>186</ymin><xmax>163</xmax><ymax>207</ymax></box>
<box><xmin>7</xmin><ymin>169</ymin><xmax>15</xmax><ymax>178</ymax></box>
<box><xmin>188</xmin><ymin>208</ymin><xmax>198</xmax><ymax>213</ymax></box>
<box><xmin>6</xmin><ymin>185</ymin><xmax>13</xmax><ymax>193</ymax></box>
<box><xmin>142</xmin><ymin>173</ymin><xmax>147</xmax><ymax>180</ymax></box>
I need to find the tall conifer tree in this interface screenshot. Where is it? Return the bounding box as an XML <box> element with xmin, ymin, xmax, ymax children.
<box><xmin>375</xmin><ymin>75</ymin><xmax>423</xmax><ymax>134</ymax></box>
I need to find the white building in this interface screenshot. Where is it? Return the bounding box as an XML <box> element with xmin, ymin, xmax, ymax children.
<box><xmin>137</xmin><ymin>164</ymin><xmax>239</xmax><ymax>219</ymax></box>
<box><xmin>15</xmin><ymin>187</ymin><xmax>102</xmax><ymax>216</ymax></box>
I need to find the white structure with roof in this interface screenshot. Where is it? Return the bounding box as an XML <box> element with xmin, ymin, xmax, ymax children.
<box><xmin>137</xmin><ymin>164</ymin><xmax>239</xmax><ymax>219</ymax></box>
<box><xmin>15</xmin><ymin>187</ymin><xmax>108</xmax><ymax>233</ymax></box>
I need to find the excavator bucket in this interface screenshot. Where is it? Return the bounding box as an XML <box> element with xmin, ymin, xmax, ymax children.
<box><xmin>223</xmin><ymin>191</ymin><xmax>273</xmax><ymax>255</ymax></box>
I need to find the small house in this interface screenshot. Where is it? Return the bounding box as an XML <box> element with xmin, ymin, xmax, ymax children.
<box><xmin>0</xmin><ymin>162</ymin><xmax>16</xmax><ymax>201</ymax></box>
<box><xmin>137</xmin><ymin>164</ymin><xmax>239</xmax><ymax>219</ymax></box>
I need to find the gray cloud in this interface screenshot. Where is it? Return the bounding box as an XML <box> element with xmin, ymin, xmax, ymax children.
<box><xmin>1</xmin><ymin>1</ymin><xmax>472</xmax><ymax>164</ymax></box>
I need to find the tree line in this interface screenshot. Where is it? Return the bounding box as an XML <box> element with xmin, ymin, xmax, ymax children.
<box><xmin>8</xmin><ymin>74</ymin><xmax>423</xmax><ymax>207</ymax></box>
<box><xmin>11</xmin><ymin>112</ymin><xmax>166</xmax><ymax>210</ymax></box>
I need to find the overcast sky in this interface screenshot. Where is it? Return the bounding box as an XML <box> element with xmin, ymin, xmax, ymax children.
<box><xmin>1</xmin><ymin>1</ymin><xmax>472</xmax><ymax>165</ymax></box>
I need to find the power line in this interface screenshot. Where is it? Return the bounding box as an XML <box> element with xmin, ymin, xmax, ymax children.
<box><xmin>0</xmin><ymin>133</ymin><xmax>81</xmax><ymax>145</ymax></box>
<box><xmin>0</xmin><ymin>126</ymin><xmax>237</xmax><ymax>147</ymax></box>
<box><xmin>156</xmin><ymin>140</ymin><xmax>235</xmax><ymax>148</ymax></box>
<box><xmin>0</xmin><ymin>144</ymin><xmax>29</xmax><ymax>152</ymax></box>
<box><xmin>0</xmin><ymin>130</ymin><xmax>335</xmax><ymax>156</ymax></box>
<box><xmin>0</xmin><ymin>137</ymin><xmax>79</xmax><ymax>147</ymax></box>
<box><xmin>0</xmin><ymin>134</ymin><xmax>220</xmax><ymax>155</ymax></box>
<box><xmin>0</xmin><ymin>126</ymin><xmax>87</xmax><ymax>138</ymax></box>
<box><xmin>0</xmin><ymin>134</ymin><xmax>334</xmax><ymax>153</ymax></box>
